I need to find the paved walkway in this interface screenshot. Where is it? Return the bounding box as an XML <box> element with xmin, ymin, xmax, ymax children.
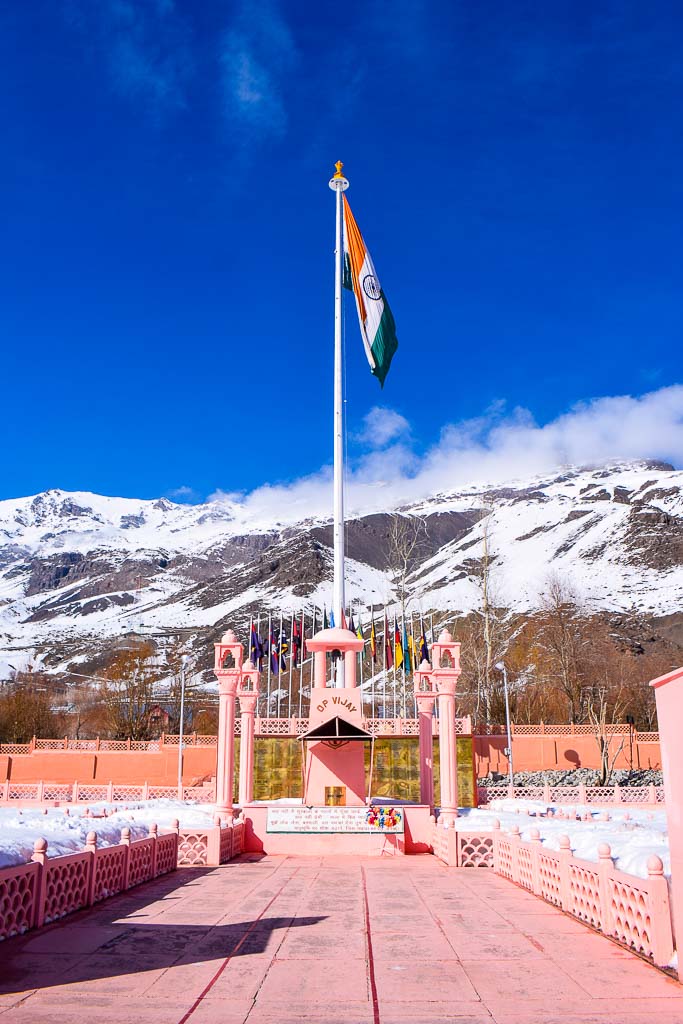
<box><xmin>1</xmin><ymin>855</ymin><xmax>682</xmax><ymax>1024</ymax></box>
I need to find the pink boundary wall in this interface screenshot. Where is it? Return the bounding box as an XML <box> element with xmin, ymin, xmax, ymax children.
<box><xmin>432</xmin><ymin>820</ymin><xmax>675</xmax><ymax>968</ymax></box>
<box><xmin>0</xmin><ymin>730</ymin><xmax>661</xmax><ymax>788</ymax></box>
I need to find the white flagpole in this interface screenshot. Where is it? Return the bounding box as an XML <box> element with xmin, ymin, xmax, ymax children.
<box><xmin>288</xmin><ymin>611</ymin><xmax>294</xmax><ymax>720</ymax></box>
<box><xmin>329</xmin><ymin>161</ymin><xmax>349</xmax><ymax>688</ymax></box>
<box><xmin>267</xmin><ymin>610</ymin><xmax>272</xmax><ymax>716</ymax></box>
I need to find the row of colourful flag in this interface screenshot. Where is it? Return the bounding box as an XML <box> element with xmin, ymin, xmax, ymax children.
<box><xmin>248</xmin><ymin>608</ymin><xmax>431</xmax><ymax>677</ymax></box>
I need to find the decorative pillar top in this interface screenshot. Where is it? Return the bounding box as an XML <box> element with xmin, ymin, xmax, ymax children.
<box><xmin>414</xmin><ymin>659</ymin><xmax>437</xmax><ymax>699</ymax></box>
<box><xmin>214</xmin><ymin>630</ymin><xmax>244</xmax><ymax>673</ymax></box>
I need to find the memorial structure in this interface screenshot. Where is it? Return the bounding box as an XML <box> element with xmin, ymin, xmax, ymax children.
<box><xmin>209</xmin><ymin>163</ymin><xmax>464</xmax><ymax>855</ymax></box>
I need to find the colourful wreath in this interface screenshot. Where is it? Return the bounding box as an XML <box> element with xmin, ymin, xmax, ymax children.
<box><xmin>366</xmin><ymin>805</ymin><xmax>402</xmax><ymax>829</ymax></box>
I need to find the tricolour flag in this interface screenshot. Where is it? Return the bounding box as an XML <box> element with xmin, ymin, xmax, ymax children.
<box><xmin>343</xmin><ymin>196</ymin><xmax>398</xmax><ymax>388</ymax></box>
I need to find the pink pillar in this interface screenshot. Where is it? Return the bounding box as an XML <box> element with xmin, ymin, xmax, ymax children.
<box><xmin>437</xmin><ymin>679</ymin><xmax>458</xmax><ymax>824</ymax></box>
<box><xmin>238</xmin><ymin>691</ymin><xmax>257</xmax><ymax>806</ymax></box>
<box><xmin>213</xmin><ymin>630</ymin><xmax>245</xmax><ymax>817</ymax></box>
<box><xmin>215</xmin><ymin>675</ymin><xmax>238</xmax><ymax>814</ymax></box>
<box><xmin>650</xmin><ymin>665</ymin><xmax>683</xmax><ymax>954</ymax></box>
<box><xmin>416</xmin><ymin>694</ymin><xmax>435</xmax><ymax>807</ymax></box>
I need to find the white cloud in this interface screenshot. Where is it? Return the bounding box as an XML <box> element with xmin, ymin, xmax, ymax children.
<box><xmin>354</xmin><ymin>407</ymin><xmax>411</xmax><ymax>449</ymax></box>
<box><xmin>167</xmin><ymin>485</ymin><xmax>199</xmax><ymax>503</ymax></box>
<box><xmin>210</xmin><ymin>385</ymin><xmax>683</xmax><ymax>525</ymax></box>
<box><xmin>219</xmin><ymin>0</ymin><xmax>297</xmax><ymax>142</ymax></box>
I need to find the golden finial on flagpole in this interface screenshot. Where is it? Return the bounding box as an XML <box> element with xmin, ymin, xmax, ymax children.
<box><xmin>329</xmin><ymin>160</ymin><xmax>349</xmax><ymax>192</ymax></box>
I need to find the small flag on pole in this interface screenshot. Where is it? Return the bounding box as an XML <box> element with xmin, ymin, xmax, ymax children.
<box><xmin>370</xmin><ymin>613</ymin><xmax>377</xmax><ymax>662</ymax></box>
<box><xmin>342</xmin><ymin>196</ymin><xmax>398</xmax><ymax>388</ymax></box>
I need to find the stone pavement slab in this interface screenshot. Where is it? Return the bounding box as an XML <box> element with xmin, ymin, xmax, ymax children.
<box><xmin>0</xmin><ymin>853</ymin><xmax>681</xmax><ymax>1024</ymax></box>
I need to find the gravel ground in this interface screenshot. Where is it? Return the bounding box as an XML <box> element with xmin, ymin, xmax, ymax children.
<box><xmin>478</xmin><ymin>767</ymin><xmax>663</xmax><ymax>787</ymax></box>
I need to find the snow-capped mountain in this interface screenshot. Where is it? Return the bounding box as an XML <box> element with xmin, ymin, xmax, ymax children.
<box><xmin>1</xmin><ymin>459</ymin><xmax>681</xmax><ymax>676</ymax></box>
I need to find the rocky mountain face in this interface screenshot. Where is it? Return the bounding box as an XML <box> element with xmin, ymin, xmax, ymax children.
<box><xmin>0</xmin><ymin>460</ymin><xmax>681</xmax><ymax>679</ymax></box>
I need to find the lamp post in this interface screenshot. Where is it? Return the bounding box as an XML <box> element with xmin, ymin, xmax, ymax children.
<box><xmin>495</xmin><ymin>661</ymin><xmax>514</xmax><ymax>789</ymax></box>
<box><xmin>177</xmin><ymin>654</ymin><xmax>188</xmax><ymax>797</ymax></box>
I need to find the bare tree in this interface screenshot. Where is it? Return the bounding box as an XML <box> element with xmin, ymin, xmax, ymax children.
<box><xmin>460</xmin><ymin>508</ymin><xmax>512</xmax><ymax>728</ymax></box>
<box><xmin>534</xmin><ymin>574</ymin><xmax>589</xmax><ymax>724</ymax></box>
<box><xmin>386</xmin><ymin>513</ymin><xmax>428</xmax><ymax>618</ymax></box>
<box><xmin>99</xmin><ymin>641</ymin><xmax>161</xmax><ymax>740</ymax></box>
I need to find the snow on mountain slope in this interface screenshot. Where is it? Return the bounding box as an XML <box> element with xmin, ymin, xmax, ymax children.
<box><xmin>0</xmin><ymin>460</ymin><xmax>681</xmax><ymax>674</ymax></box>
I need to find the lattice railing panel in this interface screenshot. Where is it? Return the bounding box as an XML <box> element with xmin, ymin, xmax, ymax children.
<box><xmin>219</xmin><ymin>827</ymin><xmax>233</xmax><ymax>863</ymax></box>
<box><xmin>156</xmin><ymin>834</ymin><xmax>178</xmax><ymax>875</ymax></box>
<box><xmin>496</xmin><ymin>837</ymin><xmax>514</xmax><ymax>880</ymax></box>
<box><xmin>0</xmin><ymin>862</ymin><xmax>39</xmax><ymax>940</ymax></box>
<box><xmin>537</xmin><ymin>851</ymin><xmax>562</xmax><ymax>907</ymax></box>
<box><xmin>568</xmin><ymin>862</ymin><xmax>602</xmax><ymax>929</ymax></box>
<box><xmin>8</xmin><ymin>784</ymin><xmax>39</xmax><ymax>800</ymax></box>
<box><xmin>0</xmin><ymin>744</ymin><xmax>30</xmax><ymax>755</ymax></box>
<box><xmin>550</xmin><ymin>786</ymin><xmax>580</xmax><ymax>803</ymax></box>
<box><xmin>128</xmin><ymin>838</ymin><xmax>154</xmax><ymax>887</ymax></box>
<box><xmin>517</xmin><ymin>845</ymin><xmax>535</xmax><ymax>891</ymax></box>
<box><xmin>35</xmin><ymin>739</ymin><xmax>66</xmax><ymax>750</ymax></box>
<box><xmin>93</xmin><ymin>846</ymin><xmax>127</xmax><ymax>902</ymax></box>
<box><xmin>75</xmin><ymin>786</ymin><xmax>109</xmax><ymax>802</ymax></box>
<box><xmin>148</xmin><ymin>787</ymin><xmax>178</xmax><ymax>800</ymax></box>
<box><xmin>44</xmin><ymin>854</ymin><xmax>90</xmax><ymax>923</ymax></box>
<box><xmin>457</xmin><ymin>833</ymin><xmax>493</xmax><ymax>867</ymax></box>
<box><xmin>112</xmin><ymin>785</ymin><xmax>144</xmax><ymax>801</ymax></box>
<box><xmin>178</xmin><ymin>832</ymin><xmax>209</xmax><ymax>867</ymax></box>
<box><xmin>609</xmin><ymin>877</ymin><xmax>655</xmax><ymax>958</ymax></box>
<box><xmin>510</xmin><ymin>786</ymin><xmax>545</xmax><ymax>801</ymax></box>
<box><xmin>42</xmin><ymin>784</ymin><xmax>72</xmax><ymax>801</ymax></box>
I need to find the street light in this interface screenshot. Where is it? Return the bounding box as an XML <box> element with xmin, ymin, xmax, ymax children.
<box><xmin>177</xmin><ymin>655</ymin><xmax>188</xmax><ymax>796</ymax></box>
<box><xmin>495</xmin><ymin>661</ymin><xmax>514</xmax><ymax>789</ymax></box>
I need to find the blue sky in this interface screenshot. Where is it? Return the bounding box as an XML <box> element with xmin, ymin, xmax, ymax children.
<box><xmin>2</xmin><ymin>1</ymin><xmax>682</xmax><ymax>506</ymax></box>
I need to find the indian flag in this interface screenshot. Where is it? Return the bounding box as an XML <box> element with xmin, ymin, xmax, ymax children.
<box><xmin>342</xmin><ymin>195</ymin><xmax>398</xmax><ymax>387</ymax></box>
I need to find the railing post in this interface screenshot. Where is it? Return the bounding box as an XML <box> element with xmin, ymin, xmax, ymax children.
<box><xmin>597</xmin><ymin>842</ymin><xmax>614</xmax><ymax>935</ymax></box>
<box><xmin>85</xmin><ymin>831</ymin><xmax>98</xmax><ymax>906</ymax></box>
<box><xmin>63</xmin><ymin>736</ymin><xmax>68</xmax><ymax>749</ymax></box>
<box><xmin>529</xmin><ymin>828</ymin><xmax>542</xmax><ymax>895</ymax></box>
<box><xmin>142</xmin><ymin>781</ymin><xmax>149</xmax><ymax>799</ymax></box>
<box><xmin>148</xmin><ymin>823</ymin><xmax>158</xmax><ymax>877</ymax></box>
<box><xmin>2</xmin><ymin>780</ymin><xmax>8</xmax><ymax>801</ymax></box>
<box><xmin>578</xmin><ymin>783</ymin><xmax>587</xmax><ymax>804</ymax></box>
<box><xmin>543</xmin><ymin>782</ymin><xmax>551</xmax><ymax>802</ymax></box>
<box><xmin>648</xmin><ymin>784</ymin><xmax>657</xmax><ymax>804</ymax></box>
<box><xmin>558</xmin><ymin>835</ymin><xmax>572</xmax><ymax>912</ymax></box>
<box><xmin>647</xmin><ymin>854</ymin><xmax>675</xmax><ymax>967</ymax></box>
<box><xmin>121</xmin><ymin>827</ymin><xmax>131</xmax><ymax>888</ymax></box>
<box><xmin>127</xmin><ymin>738</ymin><xmax>131</xmax><ymax>751</ymax></box>
<box><xmin>30</xmin><ymin>735</ymin><xmax>36</xmax><ymax>753</ymax></box>
<box><xmin>37</xmin><ymin>780</ymin><xmax>44</xmax><ymax>802</ymax></box>
<box><xmin>490</xmin><ymin>819</ymin><xmax>501</xmax><ymax>871</ymax></box>
<box><xmin>540</xmin><ymin>721</ymin><xmax>545</xmax><ymax>735</ymax></box>
<box><xmin>613</xmin><ymin>785</ymin><xmax>621</xmax><ymax>803</ymax></box>
<box><xmin>72</xmin><ymin>781</ymin><xmax>79</xmax><ymax>802</ymax></box>
<box><xmin>107</xmin><ymin>782</ymin><xmax>114</xmax><ymax>802</ymax></box>
<box><xmin>509</xmin><ymin>824</ymin><xmax>521</xmax><ymax>883</ymax></box>
<box><xmin>31</xmin><ymin>838</ymin><xmax>48</xmax><ymax>928</ymax></box>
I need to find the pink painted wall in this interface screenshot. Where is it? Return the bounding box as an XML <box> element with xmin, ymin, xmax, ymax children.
<box><xmin>0</xmin><ymin>733</ymin><xmax>661</xmax><ymax>787</ymax></box>
<box><xmin>474</xmin><ymin>734</ymin><xmax>661</xmax><ymax>774</ymax></box>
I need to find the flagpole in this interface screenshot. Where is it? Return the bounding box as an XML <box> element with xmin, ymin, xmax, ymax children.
<box><xmin>267</xmin><ymin>610</ymin><xmax>272</xmax><ymax>716</ymax></box>
<box><xmin>329</xmin><ymin>160</ymin><xmax>349</xmax><ymax>688</ymax></box>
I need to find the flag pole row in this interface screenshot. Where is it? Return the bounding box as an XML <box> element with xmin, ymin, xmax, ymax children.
<box><xmin>246</xmin><ymin>606</ymin><xmax>437</xmax><ymax>719</ymax></box>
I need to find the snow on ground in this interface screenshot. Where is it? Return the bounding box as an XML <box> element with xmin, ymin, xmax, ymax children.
<box><xmin>0</xmin><ymin>798</ymin><xmax>671</xmax><ymax>884</ymax></box>
<box><xmin>0</xmin><ymin>801</ymin><xmax>218</xmax><ymax>869</ymax></box>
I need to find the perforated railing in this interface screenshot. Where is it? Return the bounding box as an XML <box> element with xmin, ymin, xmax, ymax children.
<box><xmin>432</xmin><ymin>821</ymin><xmax>675</xmax><ymax>968</ymax></box>
<box><xmin>477</xmin><ymin>784</ymin><xmax>665</xmax><ymax>806</ymax></box>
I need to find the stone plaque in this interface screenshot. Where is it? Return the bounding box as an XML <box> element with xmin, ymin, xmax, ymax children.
<box><xmin>266</xmin><ymin>805</ymin><xmax>404</xmax><ymax>834</ymax></box>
